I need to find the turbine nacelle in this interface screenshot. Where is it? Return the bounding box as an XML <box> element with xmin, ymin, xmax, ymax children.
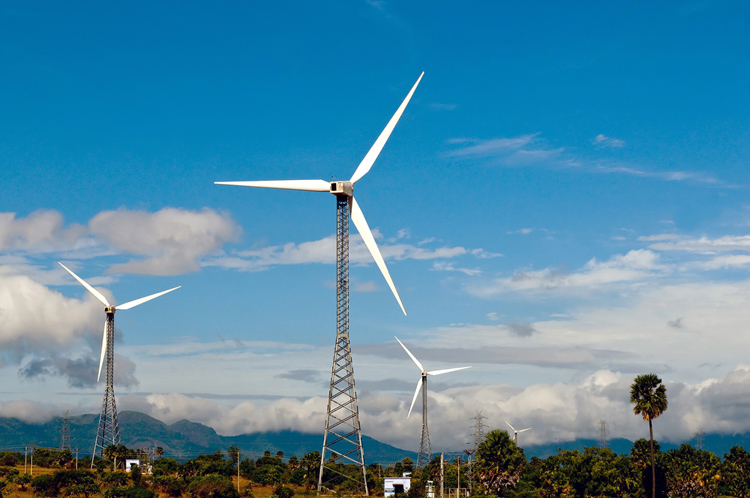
<box><xmin>330</xmin><ymin>181</ymin><xmax>353</xmax><ymax>197</ymax></box>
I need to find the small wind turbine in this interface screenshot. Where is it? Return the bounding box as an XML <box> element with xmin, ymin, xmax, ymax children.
<box><xmin>58</xmin><ymin>263</ymin><xmax>179</xmax><ymax>463</ymax></box>
<box><xmin>395</xmin><ymin>336</ymin><xmax>471</xmax><ymax>468</ymax></box>
<box><xmin>505</xmin><ymin>420</ymin><xmax>532</xmax><ymax>444</ymax></box>
<box><xmin>216</xmin><ymin>72</ymin><xmax>424</xmax><ymax>494</ymax></box>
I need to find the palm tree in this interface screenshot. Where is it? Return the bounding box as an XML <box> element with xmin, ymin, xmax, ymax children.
<box><xmin>630</xmin><ymin>373</ymin><xmax>668</xmax><ymax>498</ymax></box>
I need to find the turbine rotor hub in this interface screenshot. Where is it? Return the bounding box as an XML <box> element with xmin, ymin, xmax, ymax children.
<box><xmin>330</xmin><ymin>181</ymin><xmax>353</xmax><ymax>197</ymax></box>
<box><xmin>105</xmin><ymin>307</ymin><xmax>116</xmax><ymax>314</ymax></box>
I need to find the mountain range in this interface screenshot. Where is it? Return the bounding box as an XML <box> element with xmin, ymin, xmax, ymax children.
<box><xmin>2</xmin><ymin>411</ymin><xmax>750</xmax><ymax>464</ymax></box>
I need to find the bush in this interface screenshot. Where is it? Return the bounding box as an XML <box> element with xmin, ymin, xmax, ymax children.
<box><xmin>105</xmin><ymin>486</ymin><xmax>156</xmax><ymax>498</ymax></box>
<box><xmin>32</xmin><ymin>470</ymin><xmax>100</xmax><ymax>498</ymax></box>
<box><xmin>188</xmin><ymin>474</ymin><xmax>239</xmax><ymax>498</ymax></box>
<box><xmin>154</xmin><ymin>476</ymin><xmax>185</xmax><ymax>498</ymax></box>
<box><xmin>272</xmin><ymin>484</ymin><xmax>294</xmax><ymax>498</ymax></box>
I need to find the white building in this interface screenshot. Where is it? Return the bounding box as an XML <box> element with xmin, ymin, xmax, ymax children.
<box><xmin>384</xmin><ymin>477</ymin><xmax>411</xmax><ymax>497</ymax></box>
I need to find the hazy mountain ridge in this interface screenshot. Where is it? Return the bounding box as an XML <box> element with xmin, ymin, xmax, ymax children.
<box><xmin>2</xmin><ymin>411</ymin><xmax>750</xmax><ymax>463</ymax></box>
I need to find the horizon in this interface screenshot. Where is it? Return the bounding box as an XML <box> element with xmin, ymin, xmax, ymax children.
<box><xmin>2</xmin><ymin>1</ymin><xmax>750</xmax><ymax>454</ymax></box>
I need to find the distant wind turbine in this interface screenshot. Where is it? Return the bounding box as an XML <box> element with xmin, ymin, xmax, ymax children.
<box><xmin>216</xmin><ymin>72</ymin><xmax>424</xmax><ymax>494</ymax></box>
<box><xmin>396</xmin><ymin>336</ymin><xmax>471</xmax><ymax>468</ymax></box>
<box><xmin>58</xmin><ymin>263</ymin><xmax>179</xmax><ymax>464</ymax></box>
<box><xmin>505</xmin><ymin>420</ymin><xmax>532</xmax><ymax>444</ymax></box>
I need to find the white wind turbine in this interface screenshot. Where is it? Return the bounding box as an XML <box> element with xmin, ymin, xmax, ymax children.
<box><xmin>505</xmin><ymin>420</ymin><xmax>532</xmax><ymax>444</ymax></box>
<box><xmin>58</xmin><ymin>263</ymin><xmax>179</xmax><ymax>463</ymax></box>
<box><xmin>395</xmin><ymin>336</ymin><xmax>471</xmax><ymax>468</ymax></box>
<box><xmin>216</xmin><ymin>72</ymin><xmax>424</xmax><ymax>494</ymax></box>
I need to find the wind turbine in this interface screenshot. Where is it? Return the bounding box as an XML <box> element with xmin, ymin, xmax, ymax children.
<box><xmin>58</xmin><ymin>263</ymin><xmax>179</xmax><ymax>464</ymax></box>
<box><xmin>505</xmin><ymin>420</ymin><xmax>532</xmax><ymax>444</ymax></box>
<box><xmin>215</xmin><ymin>72</ymin><xmax>423</xmax><ymax>494</ymax></box>
<box><xmin>395</xmin><ymin>336</ymin><xmax>471</xmax><ymax>468</ymax></box>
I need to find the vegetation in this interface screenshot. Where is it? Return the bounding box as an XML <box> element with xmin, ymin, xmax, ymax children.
<box><xmin>631</xmin><ymin>373</ymin><xmax>668</xmax><ymax>498</ymax></box>
<box><xmin>6</xmin><ymin>423</ymin><xmax>750</xmax><ymax>497</ymax></box>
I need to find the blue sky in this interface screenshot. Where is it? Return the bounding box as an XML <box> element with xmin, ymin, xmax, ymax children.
<box><xmin>2</xmin><ymin>1</ymin><xmax>750</xmax><ymax>453</ymax></box>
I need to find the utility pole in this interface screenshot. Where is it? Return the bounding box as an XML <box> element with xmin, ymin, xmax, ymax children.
<box><xmin>440</xmin><ymin>453</ymin><xmax>444</xmax><ymax>498</ymax></box>
<box><xmin>237</xmin><ymin>449</ymin><xmax>241</xmax><ymax>494</ymax></box>
<box><xmin>24</xmin><ymin>446</ymin><xmax>27</xmax><ymax>474</ymax></box>
<box><xmin>456</xmin><ymin>456</ymin><xmax>460</xmax><ymax>493</ymax></box>
<box><xmin>75</xmin><ymin>448</ymin><xmax>79</xmax><ymax>470</ymax></box>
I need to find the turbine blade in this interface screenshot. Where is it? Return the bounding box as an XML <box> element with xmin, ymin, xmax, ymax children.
<box><xmin>407</xmin><ymin>378</ymin><xmax>422</xmax><ymax>419</ymax></box>
<box><xmin>427</xmin><ymin>366</ymin><xmax>472</xmax><ymax>376</ymax></box>
<box><xmin>350</xmin><ymin>72</ymin><xmax>424</xmax><ymax>184</ymax></box>
<box><xmin>518</xmin><ymin>428</ymin><xmax>532</xmax><ymax>433</ymax></box>
<box><xmin>350</xmin><ymin>198</ymin><xmax>406</xmax><ymax>315</ymax></box>
<box><xmin>116</xmin><ymin>286</ymin><xmax>181</xmax><ymax>310</ymax></box>
<box><xmin>505</xmin><ymin>420</ymin><xmax>516</xmax><ymax>433</ymax></box>
<box><xmin>58</xmin><ymin>263</ymin><xmax>110</xmax><ymax>307</ymax></box>
<box><xmin>214</xmin><ymin>180</ymin><xmax>330</xmax><ymax>192</ymax></box>
<box><xmin>395</xmin><ymin>337</ymin><xmax>424</xmax><ymax>372</ymax></box>
<box><xmin>97</xmin><ymin>320</ymin><xmax>107</xmax><ymax>382</ymax></box>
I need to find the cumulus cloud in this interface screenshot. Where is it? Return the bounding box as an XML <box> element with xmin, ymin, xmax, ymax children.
<box><xmin>126</xmin><ymin>392</ymin><xmax>326</xmax><ymax>436</ymax></box>
<box><xmin>0</xmin><ymin>210</ymin><xmax>89</xmax><ymax>253</ymax></box>
<box><xmin>471</xmin><ymin>249</ymin><xmax>664</xmax><ymax>296</ymax></box>
<box><xmin>90</xmin><ymin>208</ymin><xmax>240</xmax><ymax>275</ymax></box>
<box><xmin>0</xmin><ymin>272</ymin><xmax>101</xmax><ymax>357</ymax></box>
<box><xmin>85</xmin><ymin>365</ymin><xmax>750</xmax><ymax>450</ymax></box>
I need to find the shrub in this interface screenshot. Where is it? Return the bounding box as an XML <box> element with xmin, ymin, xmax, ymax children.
<box><xmin>188</xmin><ymin>474</ymin><xmax>239</xmax><ymax>498</ymax></box>
<box><xmin>272</xmin><ymin>484</ymin><xmax>294</xmax><ymax>498</ymax></box>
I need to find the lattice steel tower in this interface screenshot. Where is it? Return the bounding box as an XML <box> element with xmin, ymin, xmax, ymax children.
<box><xmin>318</xmin><ymin>195</ymin><xmax>368</xmax><ymax>494</ymax></box>
<box><xmin>92</xmin><ymin>310</ymin><xmax>121</xmax><ymax>463</ymax></box>
<box><xmin>59</xmin><ymin>410</ymin><xmax>71</xmax><ymax>451</ymax></box>
<box><xmin>215</xmin><ymin>73</ymin><xmax>424</xmax><ymax>496</ymax></box>
<box><xmin>471</xmin><ymin>411</ymin><xmax>487</xmax><ymax>450</ymax></box>
<box><xmin>417</xmin><ymin>373</ymin><xmax>431</xmax><ymax>468</ymax></box>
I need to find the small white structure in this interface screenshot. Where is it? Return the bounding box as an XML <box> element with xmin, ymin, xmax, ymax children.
<box><xmin>125</xmin><ymin>459</ymin><xmax>140</xmax><ymax>472</ymax></box>
<box><xmin>384</xmin><ymin>477</ymin><xmax>411</xmax><ymax>497</ymax></box>
<box><xmin>426</xmin><ymin>480</ymin><xmax>435</xmax><ymax>498</ymax></box>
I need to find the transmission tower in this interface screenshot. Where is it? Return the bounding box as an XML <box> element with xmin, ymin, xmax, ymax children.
<box><xmin>471</xmin><ymin>411</ymin><xmax>487</xmax><ymax>449</ymax></box>
<box><xmin>318</xmin><ymin>195</ymin><xmax>367</xmax><ymax>495</ymax></box>
<box><xmin>91</xmin><ymin>310</ymin><xmax>121</xmax><ymax>465</ymax></box>
<box><xmin>59</xmin><ymin>410</ymin><xmax>71</xmax><ymax>451</ymax></box>
<box><xmin>694</xmin><ymin>428</ymin><xmax>705</xmax><ymax>450</ymax></box>
<box><xmin>598</xmin><ymin>420</ymin><xmax>608</xmax><ymax>448</ymax></box>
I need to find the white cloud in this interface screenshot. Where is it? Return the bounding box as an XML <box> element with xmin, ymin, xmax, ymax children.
<box><xmin>0</xmin><ymin>210</ymin><xmax>88</xmax><ymax>252</ymax></box>
<box><xmin>592</xmin><ymin>134</ymin><xmax>625</xmax><ymax>148</ymax></box>
<box><xmin>0</xmin><ymin>271</ymin><xmax>101</xmax><ymax>355</ymax></box>
<box><xmin>445</xmin><ymin>135</ymin><xmax>724</xmax><ymax>186</ymax></box>
<box><xmin>699</xmin><ymin>255</ymin><xmax>750</xmax><ymax>270</ymax></box>
<box><xmin>471</xmin><ymin>249</ymin><xmax>663</xmax><ymax>296</ymax></box>
<box><xmin>648</xmin><ymin>235</ymin><xmax>750</xmax><ymax>253</ymax></box>
<box><xmin>205</xmin><ymin>231</ymin><xmax>482</xmax><ymax>271</ymax></box>
<box><xmin>91</xmin><ymin>208</ymin><xmax>240</xmax><ymax>275</ymax></box>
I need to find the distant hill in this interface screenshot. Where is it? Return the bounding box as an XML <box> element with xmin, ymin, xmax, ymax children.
<box><xmin>1</xmin><ymin>411</ymin><xmax>750</xmax><ymax>463</ymax></box>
